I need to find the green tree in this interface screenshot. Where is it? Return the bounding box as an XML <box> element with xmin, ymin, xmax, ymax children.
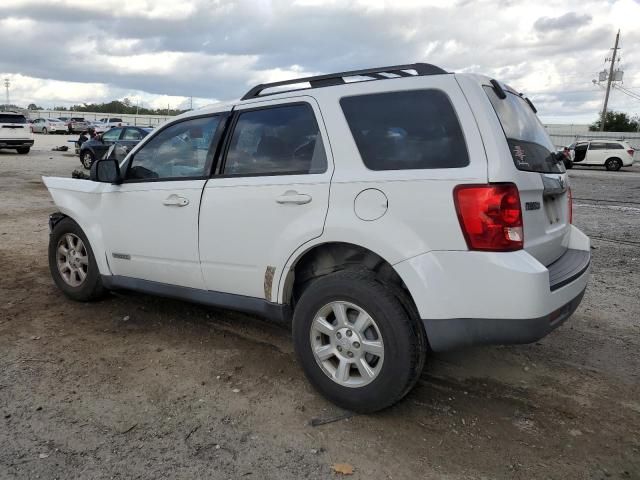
<box><xmin>27</xmin><ymin>103</ymin><xmax>43</xmax><ymax>110</ymax></box>
<box><xmin>590</xmin><ymin>111</ymin><xmax>639</xmax><ymax>132</ymax></box>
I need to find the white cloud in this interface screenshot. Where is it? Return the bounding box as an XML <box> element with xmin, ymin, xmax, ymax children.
<box><xmin>0</xmin><ymin>0</ymin><xmax>638</xmax><ymax>123</ymax></box>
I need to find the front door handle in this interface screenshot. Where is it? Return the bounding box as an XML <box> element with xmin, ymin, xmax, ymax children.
<box><xmin>163</xmin><ymin>194</ymin><xmax>189</xmax><ymax>207</ymax></box>
<box><xmin>276</xmin><ymin>190</ymin><xmax>312</xmax><ymax>205</ymax></box>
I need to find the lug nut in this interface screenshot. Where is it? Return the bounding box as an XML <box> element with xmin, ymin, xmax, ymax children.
<box><xmin>353</xmin><ymin>341</ymin><xmax>360</xmax><ymax>349</ymax></box>
<box><xmin>337</xmin><ymin>346</ymin><xmax>343</xmax><ymax>352</ymax></box>
<box><xmin>346</xmin><ymin>330</ymin><xmax>352</xmax><ymax>337</ymax></box>
<box><xmin>336</xmin><ymin>332</ymin><xmax>342</xmax><ymax>339</ymax></box>
<box><xmin>347</xmin><ymin>351</ymin><xmax>354</xmax><ymax>358</ymax></box>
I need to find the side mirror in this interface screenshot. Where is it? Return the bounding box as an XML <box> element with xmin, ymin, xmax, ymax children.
<box><xmin>90</xmin><ymin>158</ymin><xmax>122</xmax><ymax>184</ymax></box>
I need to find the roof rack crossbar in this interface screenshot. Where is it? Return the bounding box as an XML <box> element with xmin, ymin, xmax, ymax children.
<box><xmin>240</xmin><ymin>62</ymin><xmax>447</xmax><ymax>100</ymax></box>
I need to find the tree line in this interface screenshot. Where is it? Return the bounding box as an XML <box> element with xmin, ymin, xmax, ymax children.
<box><xmin>27</xmin><ymin>98</ymin><xmax>186</xmax><ymax>117</ymax></box>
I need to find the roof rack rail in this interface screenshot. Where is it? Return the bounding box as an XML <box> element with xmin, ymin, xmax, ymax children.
<box><xmin>241</xmin><ymin>62</ymin><xmax>448</xmax><ymax>100</ymax></box>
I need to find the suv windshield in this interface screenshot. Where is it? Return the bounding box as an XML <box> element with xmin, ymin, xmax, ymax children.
<box><xmin>0</xmin><ymin>114</ymin><xmax>27</xmax><ymax>124</ymax></box>
<box><xmin>484</xmin><ymin>86</ymin><xmax>563</xmax><ymax>174</ymax></box>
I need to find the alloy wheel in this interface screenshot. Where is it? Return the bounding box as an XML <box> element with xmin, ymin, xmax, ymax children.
<box><xmin>56</xmin><ymin>233</ymin><xmax>89</xmax><ymax>287</ymax></box>
<box><xmin>310</xmin><ymin>301</ymin><xmax>384</xmax><ymax>388</ymax></box>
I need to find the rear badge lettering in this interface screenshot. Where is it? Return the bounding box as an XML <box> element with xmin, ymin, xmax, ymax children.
<box><xmin>112</xmin><ymin>253</ymin><xmax>131</xmax><ymax>260</ymax></box>
<box><xmin>525</xmin><ymin>201</ymin><xmax>541</xmax><ymax>211</ymax></box>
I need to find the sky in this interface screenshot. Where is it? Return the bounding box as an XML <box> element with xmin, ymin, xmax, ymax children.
<box><xmin>1</xmin><ymin>0</ymin><xmax>639</xmax><ymax>123</ymax></box>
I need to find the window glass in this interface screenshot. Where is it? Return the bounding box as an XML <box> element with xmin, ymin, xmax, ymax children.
<box><xmin>0</xmin><ymin>114</ymin><xmax>27</xmax><ymax>124</ymax></box>
<box><xmin>484</xmin><ymin>86</ymin><xmax>563</xmax><ymax>173</ymax></box>
<box><xmin>127</xmin><ymin>116</ymin><xmax>221</xmax><ymax>180</ymax></box>
<box><xmin>224</xmin><ymin>104</ymin><xmax>326</xmax><ymax>176</ymax></box>
<box><xmin>122</xmin><ymin>128</ymin><xmax>144</xmax><ymax>141</ymax></box>
<box><xmin>102</xmin><ymin>128</ymin><xmax>122</xmax><ymax>142</ymax></box>
<box><xmin>589</xmin><ymin>143</ymin><xmax>606</xmax><ymax>150</ymax></box>
<box><xmin>340</xmin><ymin>90</ymin><xmax>469</xmax><ymax>170</ymax></box>
<box><xmin>606</xmin><ymin>143</ymin><xmax>623</xmax><ymax>149</ymax></box>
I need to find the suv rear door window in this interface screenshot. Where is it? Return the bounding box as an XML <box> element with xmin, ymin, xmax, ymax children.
<box><xmin>223</xmin><ymin>104</ymin><xmax>327</xmax><ymax>176</ymax></box>
<box><xmin>340</xmin><ymin>90</ymin><xmax>469</xmax><ymax>170</ymax></box>
<box><xmin>484</xmin><ymin>86</ymin><xmax>563</xmax><ymax>173</ymax></box>
<box><xmin>606</xmin><ymin>143</ymin><xmax>624</xmax><ymax>149</ymax></box>
<box><xmin>589</xmin><ymin>142</ymin><xmax>606</xmax><ymax>150</ymax></box>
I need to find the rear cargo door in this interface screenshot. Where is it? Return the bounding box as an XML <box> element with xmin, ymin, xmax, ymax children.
<box><xmin>483</xmin><ymin>84</ymin><xmax>570</xmax><ymax>266</ymax></box>
<box><xmin>0</xmin><ymin>114</ymin><xmax>30</xmax><ymax>139</ymax></box>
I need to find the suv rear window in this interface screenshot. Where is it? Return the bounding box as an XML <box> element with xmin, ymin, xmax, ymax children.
<box><xmin>484</xmin><ymin>86</ymin><xmax>563</xmax><ymax>174</ymax></box>
<box><xmin>0</xmin><ymin>114</ymin><xmax>27</xmax><ymax>124</ymax></box>
<box><xmin>340</xmin><ymin>90</ymin><xmax>469</xmax><ymax>170</ymax></box>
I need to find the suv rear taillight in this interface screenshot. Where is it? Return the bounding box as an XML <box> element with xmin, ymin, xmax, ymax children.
<box><xmin>568</xmin><ymin>187</ymin><xmax>573</xmax><ymax>224</ymax></box>
<box><xmin>453</xmin><ymin>183</ymin><xmax>523</xmax><ymax>252</ymax></box>
<box><xmin>628</xmin><ymin>149</ymin><xmax>635</xmax><ymax>157</ymax></box>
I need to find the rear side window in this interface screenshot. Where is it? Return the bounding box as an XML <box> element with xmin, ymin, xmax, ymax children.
<box><xmin>484</xmin><ymin>86</ymin><xmax>563</xmax><ymax>174</ymax></box>
<box><xmin>0</xmin><ymin>114</ymin><xmax>26</xmax><ymax>124</ymax></box>
<box><xmin>606</xmin><ymin>143</ymin><xmax>624</xmax><ymax>149</ymax></box>
<box><xmin>589</xmin><ymin>142</ymin><xmax>607</xmax><ymax>150</ymax></box>
<box><xmin>340</xmin><ymin>90</ymin><xmax>469</xmax><ymax>170</ymax></box>
<box><xmin>223</xmin><ymin>104</ymin><xmax>327</xmax><ymax>176</ymax></box>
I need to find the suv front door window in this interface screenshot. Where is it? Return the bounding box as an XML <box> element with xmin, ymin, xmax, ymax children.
<box><xmin>126</xmin><ymin>116</ymin><xmax>221</xmax><ymax>181</ymax></box>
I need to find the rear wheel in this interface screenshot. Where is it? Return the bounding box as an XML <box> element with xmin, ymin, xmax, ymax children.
<box><xmin>605</xmin><ymin>158</ymin><xmax>622</xmax><ymax>171</ymax></box>
<box><xmin>293</xmin><ymin>269</ymin><xmax>426</xmax><ymax>413</ymax></box>
<box><xmin>48</xmin><ymin>217</ymin><xmax>106</xmax><ymax>301</ymax></box>
<box><xmin>16</xmin><ymin>147</ymin><xmax>30</xmax><ymax>154</ymax></box>
<box><xmin>42</xmin><ymin>127</ymin><xmax>48</xmax><ymax>135</ymax></box>
<box><xmin>81</xmin><ymin>150</ymin><xmax>95</xmax><ymax>169</ymax></box>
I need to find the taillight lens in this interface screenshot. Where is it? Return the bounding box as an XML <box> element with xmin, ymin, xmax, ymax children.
<box><xmin>453</xmin><ymin>183</ymin><xmax>523</xmax><ymax>251</ymax></box>
<box><xmin>568</xmin><ymin>187</ymin><xmax>573</xmax><ymax>224</ymax></box>
<box><xmin>628</xmin><ymin>149</ymin><xmax>635</xmax><ymax>157</ymax></box>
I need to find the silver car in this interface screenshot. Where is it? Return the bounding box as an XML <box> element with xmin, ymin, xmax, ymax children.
<box><xmin>31</xmin><ymin>118</ymin><xmax>68</xmax><ymax>134</ymax></box>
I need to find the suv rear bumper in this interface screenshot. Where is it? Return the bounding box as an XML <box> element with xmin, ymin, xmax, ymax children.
<box><xmin>394</xmin><ymin>225</ymin><xmax>590</xmax><ymax>352</ymax></box>
<box><xmin>0</xmin><ymin>139</ymin><xmax>34</xmax><ymax>148</ymax></box>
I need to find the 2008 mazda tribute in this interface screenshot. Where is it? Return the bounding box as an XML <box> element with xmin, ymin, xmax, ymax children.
<box><xmin>44</xmin><ymin>63</ymin><xmax>590</xmax><ymax>412</ymax></box>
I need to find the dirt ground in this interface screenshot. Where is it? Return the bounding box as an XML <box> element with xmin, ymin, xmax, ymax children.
<box><xmin>1</xmin><ymin>134</ymin><xmax>639</xmax><ymax>480</ymax></box>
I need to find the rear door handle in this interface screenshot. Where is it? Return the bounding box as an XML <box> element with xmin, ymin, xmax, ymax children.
<box><xmin>276</xmin><ymin>191</ymin><xmax>312</xmax><ymax>205</ymax></box>
<box><xmin>163</xmin><ymin>194</ymin><xmax>189</xmax><ymax>207</ymax></box>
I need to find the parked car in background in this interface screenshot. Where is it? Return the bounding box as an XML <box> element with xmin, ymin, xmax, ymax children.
<box><xmin>0</xmin><ymin>112</ymin><xmax>34</xmax><ymax>154</ymax></box>
<box><xmin>569</xmin><ymin>140</ymin><xmax>635</xmax><ymax>171</ymax></box>
<box><xmin>68</xmin><ymin>117</ymin><xmax>89</xmax><ymax>133</ymax></box>
<box><xmin>32</xmin><ymin>118</ymin><xmax>68</xmax><ymax>134</ymax></box>
<box><xmin>88</xmin><ymin>121</ymin><xmax>109</xmax><ymax>134</ymax></box>
<box><xmin>98</xmin><ymin>117</ymin><xmax>129</xmax><ymax>128</ymax></box>
<box><xmin>79</xmin><ymin>126</ymin><xmax>151</xmax><ymax>168</ymax></box>
<box><xmin>44</xmin><ymin>63</ymin><xmax>591</xmax><ymax>412</ymax></box>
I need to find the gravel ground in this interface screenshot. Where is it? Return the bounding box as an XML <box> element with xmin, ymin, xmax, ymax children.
<box><xmin>1</xmin><ymin>134</ymin><xmax>639</xmax><ymax>479</ymax></box>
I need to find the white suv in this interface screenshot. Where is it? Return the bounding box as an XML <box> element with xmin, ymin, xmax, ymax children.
<box><xmin>570</xmin><ymin>140</ymin><xmax>635</xmax><ymax>171</ymax></box>
<box><xmin>0</xmin><ymin>112</ymin><xmax>34</xmax><ymax>154</ymax></box>
<box><xmin>43</xmin><ymin>64</ymin><xmax>590</xmax><ymax>412</ymax></box>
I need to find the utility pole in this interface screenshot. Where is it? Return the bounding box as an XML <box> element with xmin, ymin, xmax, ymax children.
<box><xmin>3</xmin><ymin>78</ymin><xmax>10</xmax><ymax>106</ymax></box>
<box><xmin>600</xmin><ymin>30</ymin><xmax>620</xmax><ymax>131</ymax></box>
<box><xmin>190</xmin><ymin>96</ymin><xmax>193</xmax><ymax>110</ymax></box>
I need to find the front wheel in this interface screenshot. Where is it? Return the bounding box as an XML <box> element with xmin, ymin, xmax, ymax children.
<box><xmin>42</xmin><ymin>127</ymin><xmax>48</xmax><ymax>135</ymax></box>
<box><xmin>605</xmin><ymin>158</ymin><xmax>622</xmax><ymax>171</ymax></box>
<box><xmin>293</xmin><ymin>269</ymin><xmax>426</xmax><ymax>413</ymax></box>
<box><xmin>48</xmin><ymin>217</ymin><xmax>106</xmax><ymax>302</ymax></box>
<box><xmin>81</xmin><ymin>150</ymin><xmax>95</xmax><ymax>169</ymax></box>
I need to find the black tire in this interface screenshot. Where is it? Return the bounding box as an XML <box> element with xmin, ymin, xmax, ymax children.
<box><xmin>48</xmin><ymin>217</ymin><xmax>106</xmax><ymax>302</ymax></box>
<box><xmin>16</xmin><ymin>147</ymin><xmax>30</xmax><ymax>154</ymax></box>
<box><xmin>293</xmin><ymin>269</ymin><xmax>426</xmax><ymax>413</ymax></box>
<box><xmin>42</xmin><ymin>127</ymin><xmax>48</xmax><ymax>135</ymax></box>
<box><xmin>605</xmin><ymin>158</ymin><xmax>622</xmax><ymax>171</ymax></box>
<box><xmin>81</xmin><ymin>150</ymin><xmax>95</xmax><ymax>169</ymax></box>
